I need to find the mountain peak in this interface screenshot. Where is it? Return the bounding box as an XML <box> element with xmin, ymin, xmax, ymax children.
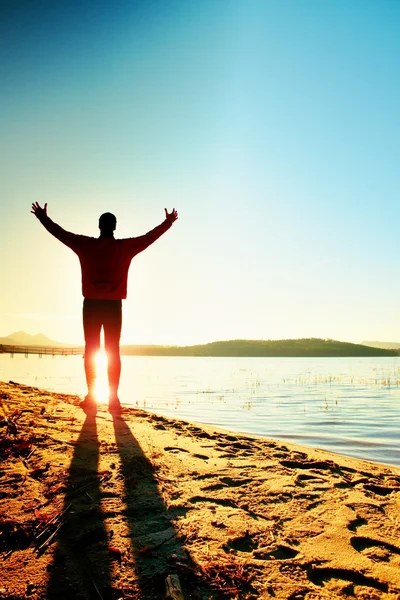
<box><xmin>0</xmin><ymin>331</ymin><xmax>67</xmax><ymax>347</ymax></box>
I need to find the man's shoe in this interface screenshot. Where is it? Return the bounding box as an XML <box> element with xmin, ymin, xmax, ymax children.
<box><xmin>80</xmin><ymin>395</ymin><xmax>97</xmax><ymax>414</ymax></box>
<box><xmin>108</xmin><ymin>397</ymin><xmax>122</xmax><ymax>415</ymax></box>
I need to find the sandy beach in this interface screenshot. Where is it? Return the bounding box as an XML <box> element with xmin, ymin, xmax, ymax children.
<box><xmin>1</xmin><ymin>381</ymin><xmax>400</xmax><ymax>600</ymax></box>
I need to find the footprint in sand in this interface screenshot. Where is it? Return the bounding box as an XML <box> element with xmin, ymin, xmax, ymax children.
<box><xmin>346</xmin><ymin>501</ymin><xmax>386</xmax><ymax>516</ymax></box>
<box><xmin>220</xmin><ymin>476</ymin><xmax>252</xmax><ymax>486</ymax></box>
<box><xmin>223</xmin><ymin>531</ymin><xmax>258</xmax><ymax>553</ymax></box>
<box><xmin>192</xmin><ymin>453</ymin><xmax>209</xmax><ymax>460</ymax></box>
<box><xmin>164</xmin><ymin>447</ymin><xmax>210</xmax><ymax>460</ymax></box>
<box><xmin>164</xmin><ymin>446</ymin><xmax>190</xmax><ymax>454</ymax></box>
<box><xmin>362</xmin><ymin>482</ymin><xmax>400</xmax><ymax>496</ymax></box>
<box><xmin>280</xmin><ymin>458</ymin><xmax>336</xmax><ymax>471</ymax></box>
<box><xmin>294</xmin><ymin>473</ymin><xmax>330</xmax><ymax>491</ymax></box>
<box><xmin>347</xmin><ymin>516</ymin><xmax>368</xmax><ymax>532</ymax></box>
<box><xmin>351</xmin><ymin>536</ymin><xmax>400</xmax><ymax>565</ymax></box>
<box><xmin>201</xmin><ymin>477</ymin><xmax>252</xmax><ymax>491</ymax></box>
<box><xmin>201</xmin><ymin>482</ymin><xmax>230</xmax><ymax>491</ymax></box>
<box><xmin>220</xmin><ymin>434</ymin><xmax>240</xmax><ymax>442</ymax></box>
<box><xmin>307</xmin><ymin>566</ymin><xmax>388</xmax><ymax>593</ymax></box>
<box><xmin>217</xmin><ymin>441</ymin><xmax>254</xmax><ymax>451</ymax></box>
<box><xmin>188</xmin><ymin>495</ymin><xmax>238</xmax><ymax>508</ymax></box>
<box><xmin>215</xmin><ymin>440</ymin><xmax>255</xmax><ymax>458</ymax></box>
<box><xmin>346</xmin><ymin>502</ymin><xmax>388</xmax><ymax>532</ymax></box>
<box><xmin>192</xmin><ymin>473</ymin><xmax>215</xmax><ymax>481</ymax></box>
<box><xmin>253</xmin><ymin>544</ymin><xmax>299</xmax><ymax>560</ymax></box>
<box><xmin>185</xmin><ymin>426</ymin><xmax>212</xmax><ymax>439</ymax></box>
<box><xmin>223</xmin><ymin>532</ymin><xmax>298</xmax><ymax>560</ymax></box>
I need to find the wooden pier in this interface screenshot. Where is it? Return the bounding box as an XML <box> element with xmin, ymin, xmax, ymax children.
<box><xmin>0</xmin><ymin>344</ymin><xmax>83</xmax><ymax>357</ymax></box>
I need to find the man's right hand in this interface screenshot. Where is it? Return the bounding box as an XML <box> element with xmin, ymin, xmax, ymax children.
<box><xmin>31</xmin><ymin>202</ymin><xmax>48</xmax><ymax>220</ymax></box>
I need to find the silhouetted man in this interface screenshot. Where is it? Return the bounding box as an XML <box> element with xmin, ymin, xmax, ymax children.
<box><xmin>31</xmin><ymin>203</ymin><xmax>178</xmax><ymax>415</ymax></box>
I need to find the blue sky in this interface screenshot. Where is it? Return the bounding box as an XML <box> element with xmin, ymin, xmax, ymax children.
<box><xmin>1</xmin><ymin>0</ymin><xmax>399</xmax><ymax>345</ymax></box>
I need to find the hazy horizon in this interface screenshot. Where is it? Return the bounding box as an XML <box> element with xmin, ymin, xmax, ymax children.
<box><xmin>2</xmin><ymin>1</ymin><xmax>399</xmax><ymax>346</ymax></box>
<box><xmin>1</xmin><ymin>329</ymin><xmax>399</xmax><ymax>349</ymax></box>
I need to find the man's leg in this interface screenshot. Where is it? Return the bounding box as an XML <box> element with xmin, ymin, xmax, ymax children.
<box><xmin>103</xmin><ymin>301</ymin><xmax>122</xmax><ymax>406</ymax></box>
<box><xmin>82</xmin><ymin>299</ymin><xmax>102</xmax><ymax>400</ymax></box>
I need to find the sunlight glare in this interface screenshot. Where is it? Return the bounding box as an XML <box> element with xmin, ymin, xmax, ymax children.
<box><xmin>94</xmin><ymin>350</ymin><xmax>109</xmax><ymax>404</ymax></box>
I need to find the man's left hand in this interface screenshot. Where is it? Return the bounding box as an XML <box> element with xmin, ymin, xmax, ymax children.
<box><xmin>165</xmin><ymin>208</ymin><xmax>178</xmax><ymax>224</ymax></box>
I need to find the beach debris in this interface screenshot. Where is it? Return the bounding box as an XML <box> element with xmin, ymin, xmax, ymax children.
<box><xmin>0</xmin><ymin>517</ymin><xmax>35</xmax><ymax>552</ymax></box>
<box><xmin>29</xmin><ymin>462</ymin><xmax>50</xmax><ymax>479</ymax></box>
<box><xmin>35</xmin><ymin>503</ymin><xmax>71</xmax><ymax>553</ymax></box>
<box><xmin>166</xmin><ymin>553</ymin><xmax>194</xmax><ymax>574</ymax></box>
<box><xmin>108</xmin><ymin>546</ymin><xmax>123</xmax><ymax>562</ymax></box>
<box><xmin>2</xmin><ymin>409</ymin><xmax>23</xmax><ymax>437</ymax></box>
<box><xmin>26</xmin><ymin>582</ymin><xmax>36</xmax><ymax>595</ymax></box>
<box><xmin>165</xmin><ymin>574</ymin><xmax>185</xmax><ymax>600</ymax></box>
<box><xmin>22</xmin><ymin>447</ymin><xmax>37</xmax><ymax>468</ymax></box>
<box><xmin>6</xmin><ymin>419</ymin><xmax>18</xmax><ymax>436</ymax></box>
<box><xmin>88</xmin><ymin>575</ymin><xmax>104</xmax><ymax>600</ymax></box>
<box><xmin>138</xmin><ymin>543</ymin><xmax>151</xmax><ymax>554</ymax></box>
<box><xmin>211</xmin><ymin>520</ymin><xmax>226</xmax><ymax>528</ymax></box>
<box><xmin>0</xmin><ymin>433</ymin><xmax>33</xmax><ymax>459</ymax></box>
<box><xmin>198</xmin><ymin>556</ymin><xmax>256</xmax><ymax>596</ymax></box>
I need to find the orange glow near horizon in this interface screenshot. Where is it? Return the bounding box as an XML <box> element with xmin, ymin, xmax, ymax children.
<box><xmin>94</xmin><ymin>350</ymin><xmax>108</xmax><ymax>404</ymax></box>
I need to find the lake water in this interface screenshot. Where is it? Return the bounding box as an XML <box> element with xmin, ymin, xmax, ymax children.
<box><xmin>1</xmin><ymin>354</ymin><xmax>400</xmax><ymax>468</ymax></box>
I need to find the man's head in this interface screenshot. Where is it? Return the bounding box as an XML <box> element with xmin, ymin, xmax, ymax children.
<box><xmin>99</xmin><ymin>212</ymin><xmax>117</xmax><ymax>235</ymax></box>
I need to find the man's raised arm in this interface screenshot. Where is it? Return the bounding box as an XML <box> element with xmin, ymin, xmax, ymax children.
<box><xmin>130</xmin><ymin>208</ymin><xmax>178</xmax><ymax>255</ymax></box>
<box><xmin>31</xmin><ymin>202</ymin><xmax>79</xmax><ymax>250</ymax></box>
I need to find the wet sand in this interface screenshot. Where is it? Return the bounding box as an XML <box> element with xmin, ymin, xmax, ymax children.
<box><xmin>1</xmin><ymin>381</ymin><xmax>400</xmax><ymax>599</ymax></box>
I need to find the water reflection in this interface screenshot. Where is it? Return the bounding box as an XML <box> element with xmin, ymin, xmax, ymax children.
<box><xmin>1</xmin><ymin>355</ymin><xmax>400</xmax><ymax>466</ymax></box>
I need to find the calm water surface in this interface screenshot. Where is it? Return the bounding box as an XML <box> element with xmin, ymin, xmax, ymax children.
<box><xmin>1</xmin><ymin>354</ymin><xmax>399</xmax><ymax>467</ymax></box>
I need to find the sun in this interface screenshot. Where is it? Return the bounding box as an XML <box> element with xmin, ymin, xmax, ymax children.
<box><xmin>94</xmin><ymin>350</ymin><xmax>109</xmax><ymax>404</ymax></box>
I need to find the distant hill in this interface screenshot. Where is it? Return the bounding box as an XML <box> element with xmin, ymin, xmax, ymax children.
<box><xmin>1</xmin><ymin>333</ymin><xmax>398</xmax><ymax>357</ymax></box>
<box><xmin>0</xmin><ymin>331</ymin><xmax>73</xmax><ymax>347</ymax></box>
<box><xmin>361</xmin><ymin>341</ymin><xmax>400</xmax><ymax>350</ymax></box>
<box><xmin>120</xmin><ymin>338</ymin><xmax>398</xmax><ymax>357</ymax></box>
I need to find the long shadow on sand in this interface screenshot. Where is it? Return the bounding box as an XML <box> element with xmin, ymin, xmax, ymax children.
<box><xmin>46</xmin><ymin>415</ymin><xmax>111</xmax><ymax>599</ymax></box>
<box><xmin>112</xmin><ymin>415</ymin><xmax>196</xmax><ymax>599</ymax></box>
<box><xmin>46</xmin><ymin>412</ymin><xmax>213</xmax><ymax>599</ymax></box>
